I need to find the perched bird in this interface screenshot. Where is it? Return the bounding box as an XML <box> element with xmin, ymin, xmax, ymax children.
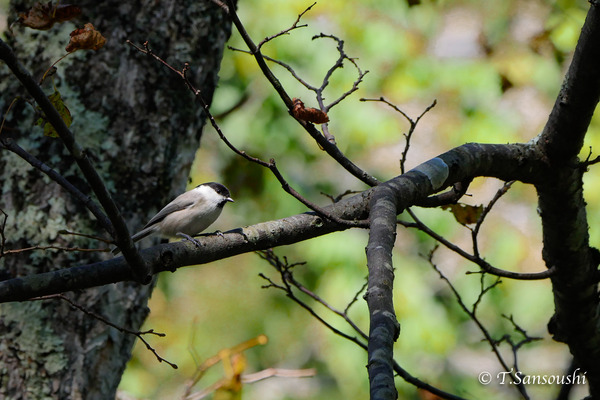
<box><xmin>113</xmin><ymin>182</ymin><xmax>233</xmax><ymax>254</ymax></box>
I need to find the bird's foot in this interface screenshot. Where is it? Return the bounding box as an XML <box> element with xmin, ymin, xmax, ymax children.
<box><xmin>176</xmin><ymin>232</ymin><xmax>203</xmax><ymax>248</ymax></box>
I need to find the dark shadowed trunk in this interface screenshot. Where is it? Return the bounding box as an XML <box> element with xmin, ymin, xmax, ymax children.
<box><xmin>0</xmin><ymin>1</ymin><xmax>234</xmax><ymax>398</ymax></box>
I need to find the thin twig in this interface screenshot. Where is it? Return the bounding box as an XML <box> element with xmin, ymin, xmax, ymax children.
<box><xmin>579</xmin><ymin>146</ymin><xmax>600</xmax><ymax>169</ymax></box>
<box><xmin>127</xmin><ymin>40</ymin><xmax>369</xmax><ymax>229</ymax></box>
<box><xmin>404</xmin><ymin>209</ymin><xmax>556</xmax><ymax>280</ymax></box>
<box><xmin>183</xmin><ymin>335</ymin><xmax>268</xmax><ymax>399</ymax></box>
<box><xmin>228</xmin><ymin>48</ymin><xmax>315</xmax><ymax>89</ymax></box>
<box><xmin>58</xmin><ymin>229</ymin><xmax>113</xmax><ymax>244</ymax></box>
<box><xmin>498</xmin><ymin>314</ymin><xmax>542</xmax><ymax>373</ymax></box>
<box><xmin>220</xmin><ymin>0</ymin><xmax>379</xmax><ymax>186</ymax></box>
<box><xmin>31</xmin><ymin>293</ymin><xmax>177</xmax><ymax>369</ymax></box>
<box><xmin>257</xmin><ymin>2</ymin><xmax>315</xmax><ymax>50</ymax></box>
<box><xmin>242</xmin><ymin>367</ymin><xmax>316</xmax><ymax>383</ymax></box>
<box><xmin>320</xmin><ymin>189</ymin><xmax>361</xmax><ymax>203</ymax></box>
<box><xmin>3</xmin><ymin>245</ymin><xmax>106</xmax><ymax>255</ymax></box>
<box><xmin>312</xmin><ymin>34</ymin><xmax>369</xmax><ymax>112</ymax></box>
<box><xmin>428</xmin><ymin>251</ymin><xmax>530</xmax><ymax>399</ymax></box>
<box><xmin>360</xmin><ymin>97</ymin><xmax>437</xmax><ymax>174</ymax></box>
<box><xmin>0</xmin><ymin>39</ymin><xmax>149</xmax><ymax>283</ymax></box>
<box><xmin>258</xmin><ymin>249</ymin><xmax>468</xmax><ymax>400</ymax></box>
<box><xmin>472</xmin><ymin>180</ymin><xmax>515</xmax><ymax>257</ymax></box>
<box><xmin>232</xmin><ymin>33</ymin><xmax>370</xmax><ymax>145</ymax></box>
<box><xmin>0</xmin><ymin>208</ymin><xmax>7</xmax><ymax>257</ymax></box>
<box><xmin>0</xmin><ymin>136</ymin><xmax>112</xmax><ymax>234</ymax></box>
<box><xmin>257</xmin><ymin>250</ymin><xmax>368</xmax><ymax>347</ymax></box>
<box><xmin>285</xmin><ymin>266</ymin><xmax>368</xmax><ymax>340</ymax></box>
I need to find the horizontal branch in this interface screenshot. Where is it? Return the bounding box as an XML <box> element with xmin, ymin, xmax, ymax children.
<box><xmin>0</xmin><ymin>142</ymin><xmax>549</xmax><ymax>303</ymax></box>
<box><xmin>0</xmin><ymin>190</ymin><xmax>371</xmax><ymax>302</ymax></box>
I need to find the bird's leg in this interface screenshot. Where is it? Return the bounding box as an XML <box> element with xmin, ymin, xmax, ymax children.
<box><xmin>176</xmin><ymin>232</ymin><xmax>203</xmax><ymax>248</ymax></box>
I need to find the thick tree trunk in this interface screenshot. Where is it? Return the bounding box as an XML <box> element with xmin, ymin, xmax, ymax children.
<box><xmin>0</xmin><ymin>1</ymin><xmax>234</xmax><ymax>398</ymax></box>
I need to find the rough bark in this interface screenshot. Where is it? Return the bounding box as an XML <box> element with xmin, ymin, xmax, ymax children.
<box><xmin>535</xmin><ymin>2</ymin><xmax>600</xmax><ymax>396</ymax></box>
<box><xmin>0</xmin><ymin>1</ymin><xmax>234</xmax><ymax>398</ymax></box>
<box><xmin>365</xmin><ymin>183</ymin><xmax>401</xmax><ymax>400</ymax></box>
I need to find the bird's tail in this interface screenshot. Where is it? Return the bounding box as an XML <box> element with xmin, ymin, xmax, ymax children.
<box><xmin>111</xmin><ymin>226</ymin><xmax>156</xmax><ymax>255</ymax></box>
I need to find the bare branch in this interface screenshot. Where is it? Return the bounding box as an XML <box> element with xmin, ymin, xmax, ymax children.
<box><xmin>472</xmin><ymin>180</ymin><xmax>515</xmax><ymax>257</ymax></box>
<box><xmin>0</xmin><ymin>209</ymin><xmax>7</xmax><ymax>259</ymax></box>
<box><xmin>360</xmin><ymin>97</ymin><xmax>436</xmax><ymax>174</ymax></box>
<box><xmin>127</xmin><ymin>41</ymin><xmax>369</xmax><ymax>228</ymax></box>
<box><xmin>0</xmin><ymin>136</ymin><xmax>112</xmax><ymax>233</ymax></box>
<box><xmin>241</xmin><ymin>367</ymin><xmax>316</xmax><ymax>383</ymax></box>
<box><xmin>428</xmin><ymin>253</ymin><xmax>529</xmax><ymax>398</ymax></box>
<box><xmin>498</xmin><ymin>314</ymin><xmax>543</xmax><ymax>373</ymax></box>
<box><xmin>257</xmin><ymin>250</ymin><xmax>368</xmax><ymax>348</ymax></box>
<box><xmin>0</xmin><ymin>141</ymin><xmax>555</xmax><ymax>303</ymax></box>
<box><xmin>0</xmin><ymin>39</ymin><xmax>149</xmax><ymax>283</ymax></box>
<box><xmin>366</xmin><ymin>183</ymin><xmax>401</xmax><ymax>400</ymax></box>
<box><xmin>220</xmin><ymin>0</ymin><xmax>380</xmax><ymax>186</ymax></box>
<box><xmin>405</xmin><ymin>209</ymin><xmax>556</xmax><ymax>280</ymax></box>
<box><xmin>31</xmin><ymin>294</ymin><xmax>177</xmax><ymax>369</ymax></box>
<box><xmin>256</xmin><ymin>2</ymin><xmax>315</xmax><ymax>50</ymax></box>
<box><xmin>320</xmin><ymin>189</ymin><xmax>362</xmax><ymax>203</ymax></box>
<box><xmin>3</xmin><ymin>245</ymin><xmax>106</xmax><ymax>255</ymax></box>
<box><xmin>258</xmin><ymin>250</ymin><xmax>468</xmax><ymax>400</ymax></box>
<box><xmin>312</xmin><ymin>34</ymin><xmax>369</xmax><ymax>112</ymax></box>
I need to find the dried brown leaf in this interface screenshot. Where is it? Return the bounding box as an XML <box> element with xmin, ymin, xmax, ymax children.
<box><xmin>292</xmin><ymin>98</ymin><xmax>329</xmax><ymax>124</ymax></box>
<box><xmin>65</xmin><ymin>23</ymin><xmax>106</xmax><ymax>52</ymax></box>
<box><xmin>19</xmin><ymin>2</ymin><xmax>81</xmax><ymax>31</ymax></box>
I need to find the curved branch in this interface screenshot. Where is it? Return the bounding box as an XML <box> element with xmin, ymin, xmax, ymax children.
<box><xmin>0</xmin><ymin>142</ymin><xmax>549</xmax><ymax>303</ymax></box>
<box><xmin>127</xmin><ymin>41</ymin><xmax>368</xmax><ymax>228</ymax></box>
<box><xmin>0</xmin><ymin>191</ymin><xmax>370</xmax><ymax>303</ymax></box>
<box><xmin>404</xmin><ymin>209</ymin><xmax>556</xmax><ymax>281</ymax></box>
<box><xmin>0</xmin><ymin>136</ymin><xmax>111</xmax><ymax>233</ymax></box>
<box><xmin>221</xmin><ymin>0</ymin><xmax>380</xmax><ymax>187</ymax></box>
<box><xmin>0</xmin><ymin>39</ymin><xmax>149</xmax><ymax>283</ymax></box>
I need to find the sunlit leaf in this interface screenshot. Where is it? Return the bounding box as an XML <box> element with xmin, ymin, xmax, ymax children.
<box><xmin>35</xmin><ymin>90</ymin><xmax>72</xmax><ymax>138</ymax></box>
<box><xmin>441</xmin><ymin>203</ymin><xmax>483</xmax><ymax>225</ymax></box>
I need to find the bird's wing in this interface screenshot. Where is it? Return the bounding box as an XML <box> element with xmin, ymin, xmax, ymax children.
<box><xmin>142</xmin><ymin>191</ymin><xmax>197</xmax><ymax>229</ymax></box>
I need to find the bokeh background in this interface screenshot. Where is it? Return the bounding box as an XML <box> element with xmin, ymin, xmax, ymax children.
<box><xmin>3</xmin><ymin>0</ymin><xmax>596</xmax><ymax>399</ymax></box>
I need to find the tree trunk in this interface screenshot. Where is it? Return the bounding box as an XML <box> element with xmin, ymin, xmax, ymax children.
<box><xmin>0</xmin><ymin>1</ymin><xmax>234</xmax><ymax>398</ymax></box>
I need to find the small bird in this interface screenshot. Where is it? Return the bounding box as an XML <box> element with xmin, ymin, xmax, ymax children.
<box><xmin>113</xmin><ymin>182</ymin><xmax>233</xmax><ymax>254</ymax></box>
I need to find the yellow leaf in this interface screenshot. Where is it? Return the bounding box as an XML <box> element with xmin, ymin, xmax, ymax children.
<box><xmin>441</xmin><ymin>203</ymin><xmax>483</xmax><ymax>225</ymax></box>
<box><xmin>36</xmin><ymin>90</ymin><xmax>72</xmax><ymax>138</ymax></box>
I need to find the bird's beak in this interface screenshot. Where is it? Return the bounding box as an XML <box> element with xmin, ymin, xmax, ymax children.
<box><xmin>227</xmin><ymin>197</ymin><xmax>234</xmax><ymax>203</ymax></box>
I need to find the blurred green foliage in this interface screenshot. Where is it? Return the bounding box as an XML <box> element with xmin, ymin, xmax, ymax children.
<box><xmin>119</xmin><ymin>1</ymin><xmax>598</xmax><ymax>399</ymax></box>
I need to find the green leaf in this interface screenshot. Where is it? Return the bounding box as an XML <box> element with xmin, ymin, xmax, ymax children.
<box><xmin>36</xmin><ymin>90</ymin><xmax>72</xmax><ymax>138</ymax></box>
